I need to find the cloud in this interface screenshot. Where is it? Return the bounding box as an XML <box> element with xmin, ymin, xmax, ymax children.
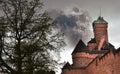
<box><xmin>48</xmin><ymin>7</ymin><xmax>92</xmax><ymax>46</ymax></box>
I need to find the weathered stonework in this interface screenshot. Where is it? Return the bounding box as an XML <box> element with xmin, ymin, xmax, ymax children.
<box><xmin>61</xmin><ymin>16</ymin><xmax>120</xmax><ymax>74</ymax></box>
<box><xmin>87</xmin><ymin>43</ymin><xmax>96</xmax><ymax>50</ymax></box>
<box><xmin>93</xmin><ymin>24</ymin><xmax>108</xmax><ymax>45</ymax></box>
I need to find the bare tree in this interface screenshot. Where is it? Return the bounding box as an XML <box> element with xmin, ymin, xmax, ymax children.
<box><xmin>0</xmin><ymin>0</ymin><xmax>65</xmax><ymax>74</ymax></box>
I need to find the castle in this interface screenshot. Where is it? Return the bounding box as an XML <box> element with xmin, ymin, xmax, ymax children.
<box><xmin>61</xmin><ymin>16</ymin><xmax>120</xmax><ymax>74</ymax></box>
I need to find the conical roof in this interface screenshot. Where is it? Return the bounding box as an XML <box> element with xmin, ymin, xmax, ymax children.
<box><xmin>93</xmin><ymin>16</ymin><xmax>108</xmax><ymax>24</ymax></box>
<box><xmin>72</xmin><ymin>40</ymin><xmax>89</xmax><ymax>54</ymax></box>
<box><xmin>62</xmin><ymin>62</ymin><xmax>70</xmax><ymax>69</ymax></box>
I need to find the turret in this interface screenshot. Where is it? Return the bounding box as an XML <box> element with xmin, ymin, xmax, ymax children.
<box><xmin>93</xmin><ymin>16</ymin><xmax>108</xmax><ymax>50</ymax></box>
<box><xmin>62</xmin><ymin>62</ymin><xmax>70</xmax><ymax>74</ymax></box>
<box><xmin>72</xmin><ymin>40</ymin><xmax>96</xmax><ymax>67</ymax></box>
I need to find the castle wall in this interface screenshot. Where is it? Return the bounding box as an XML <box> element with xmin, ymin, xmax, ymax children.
<box><xmin>86</xmin><ymin>51</ymin><xmax>120</xmax><ymax>74</ymax></box>
<box><xmin>62</xmin><ymin>69</ymin><xmax>87</xmax><ymax>74</ymax></box>
<box><xmin>62</xmin><ymin>51</ymin><xmax>120</xmax><ymax>74</ymax></box>
<box><xmin>62</xmin><ymin>16</ymin><xmax>120</xmax><ymax>74</ymax></box>
<box><xmin>72</xmin><ymin>52</ymin><xmax>97</xmax><ymax>67</ymax></box>
<box><xmin>73</xmin><ymin>57</ymin><xmax>93</xmax><ymax>67</ymax></box>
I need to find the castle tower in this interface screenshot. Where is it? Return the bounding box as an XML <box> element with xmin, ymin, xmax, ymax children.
<box><xmin>72</xmin><ymin>40</ymin><xmax>97</xmax><ymax>67</ymax></box>
<box><xmin>61</xmin><ymin>15</ymin><xmax>119</xmax><ymax>74</ymax></box>
<box><xmin>93</xmin><ymin>16</ymin><xmax>108</xmax><ymax>50</ymax></box>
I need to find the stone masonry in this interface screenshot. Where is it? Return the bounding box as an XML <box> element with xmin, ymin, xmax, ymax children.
<box><xmin>61</xmin><ymin>16</ymin><xmax>120</xmax><ymax>74</ymax></box>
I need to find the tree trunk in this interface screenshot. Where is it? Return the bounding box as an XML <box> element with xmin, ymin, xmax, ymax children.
<box><xmin>17</xmin><ymin>39</ymin><xmax>22</xmax><ymax>73</ymax></box>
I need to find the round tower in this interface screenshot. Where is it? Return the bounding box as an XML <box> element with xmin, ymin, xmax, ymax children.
<box><xmin>93</xmin><ymin>16</ymin><xmax>108</xmax><ymax>46</ymax></box>
<box><xmin>72</xmin><ymin>40</ymin><xmax>97</xmax><ymax>67</ymax></box>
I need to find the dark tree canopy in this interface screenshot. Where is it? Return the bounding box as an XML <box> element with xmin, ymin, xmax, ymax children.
<box><xmin>0</xmin><ymin>0</ymin><xmax>65</xmax><ymax>74</ymax></box>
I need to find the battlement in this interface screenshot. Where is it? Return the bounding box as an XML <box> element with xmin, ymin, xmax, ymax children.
<box><xmin>61</xmin><ymin>16</ymin><xmax>120</xmax><ymax>74</ymax></box>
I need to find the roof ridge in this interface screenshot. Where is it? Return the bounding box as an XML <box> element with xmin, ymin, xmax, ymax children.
<box><xmin>62</xmin><ymin>62</ymin><xmax>70</xmax><ymax>69</ymax></box>
<box><xmin>72</xmin><ymin>40</ymin><xmax>89</xmax><ymax>54</ymax></box>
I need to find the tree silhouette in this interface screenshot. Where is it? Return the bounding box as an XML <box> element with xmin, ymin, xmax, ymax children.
<box><xmin>0</xmin><ymin>0</ymin><xmax>64</xmax><ymax>74</ymax></box>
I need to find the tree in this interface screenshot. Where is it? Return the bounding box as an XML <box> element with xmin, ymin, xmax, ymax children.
<box><xmin>0</xmin><ymin>0</ymin><xmax>65</xmax><ymax>74</ymax></box>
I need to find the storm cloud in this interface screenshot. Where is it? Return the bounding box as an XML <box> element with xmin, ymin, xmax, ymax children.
<box><xmin>48</xmin><ymin>7</ymin><xmax>92</xmax><ymax>46</ymax></box>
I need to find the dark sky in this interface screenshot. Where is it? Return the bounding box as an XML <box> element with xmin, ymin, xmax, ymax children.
<box><xmin>44</xmin><ymin>0</ymin><xmax>120</xmax><ymax>48</ymax></box>
<box><xmin>44</xmin><ymin>0</ymin><xmax>120</xmax><ymax>18</ymax></box>
<box><xmin>43</xmin><ymin>0</ymin><xmax>120</xmax><ymax>73</ymax></box>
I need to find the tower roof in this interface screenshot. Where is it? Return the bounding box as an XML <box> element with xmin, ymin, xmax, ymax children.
<box><xmin>72</xmin><ymin>40</ymin><xmax>89</xmax><ymax>54</ymax></box>
<box><xmin>62</xmin><ymin>62</ymin><xmax>70</xmax><ymax>69</ymax></box>
<box><xmin>93</xmin><ymin>16</ymin><xmax>108</xmax><ymax>24</ymax></box>
<box><xmin>88</xmin><ymin>38</ymin><xmax>96</xmax><ymax>43</ymax></box>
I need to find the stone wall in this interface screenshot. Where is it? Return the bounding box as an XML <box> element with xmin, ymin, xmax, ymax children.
<box><xmin>72</xmin><ymin>52</ymin><xmax>97</xmax><ymax>67</ymax></box>
<box><xmin>87</xmin><ymin>51</ymin><xmax>120</xmax><ymax>74</ymax></box>
<box><xmin>62</xmin><ymin>69</ymin><xmax>87</xmax><ymax>74</ymax></box>
<box><xmin>62</xmin><ymin>51</ymin><xmax>120</xmax><ymax>74</ymax></box>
